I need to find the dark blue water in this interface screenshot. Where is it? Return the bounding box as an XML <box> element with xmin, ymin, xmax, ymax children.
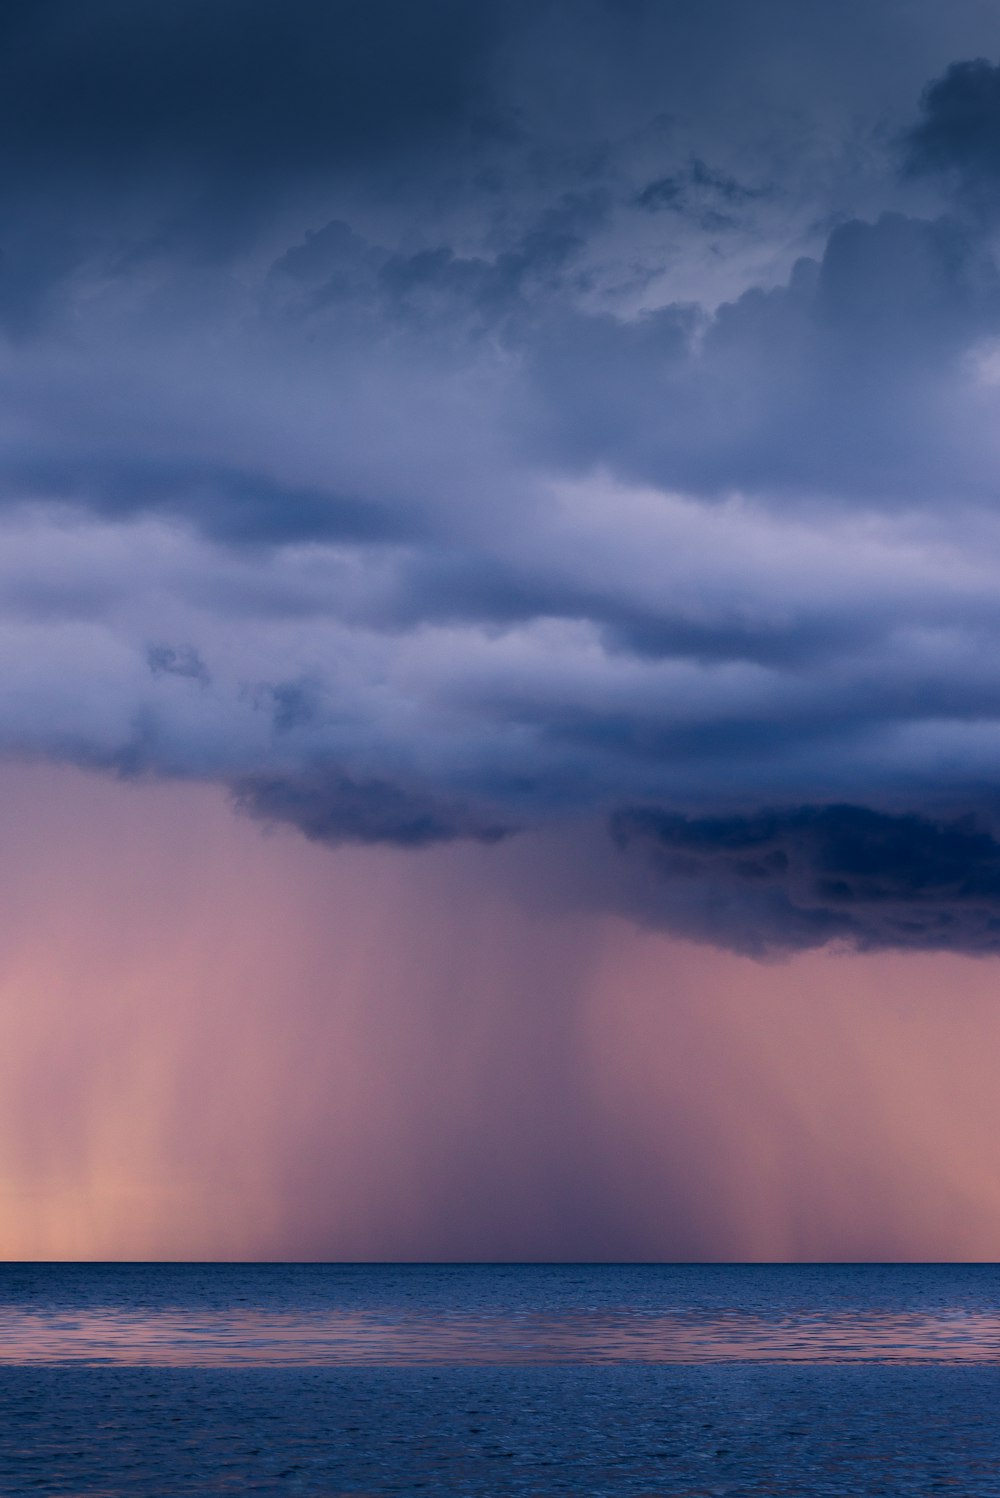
<box><xmin>1</xmin><ymin>1264</ymin><xmax>999</xmax><ymax>1494</ymax></box>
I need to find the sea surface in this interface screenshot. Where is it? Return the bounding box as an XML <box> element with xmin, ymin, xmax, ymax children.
<box><xmin>1</xmin><ymin>1263</ymin><xmax>999</xmax><ymax>1494</ymax></box>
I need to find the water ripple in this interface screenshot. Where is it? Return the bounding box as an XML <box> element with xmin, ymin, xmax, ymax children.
<box><xmin>2</xmin><ymin>1304</ymin><xmax>1000</xmax><ymax>1364</ymax></box>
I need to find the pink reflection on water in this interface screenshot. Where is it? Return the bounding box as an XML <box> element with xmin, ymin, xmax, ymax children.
<box><xmin>2</xmin><ymin>1308</ymin><xmax>1000</xmax><ymax>1365</ymax></box>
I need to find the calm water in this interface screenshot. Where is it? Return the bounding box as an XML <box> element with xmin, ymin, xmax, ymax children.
<box><xmin>1</xmin><ymin>1264</ymin><xmax>999</xmax><ymax>1493</ymax></box>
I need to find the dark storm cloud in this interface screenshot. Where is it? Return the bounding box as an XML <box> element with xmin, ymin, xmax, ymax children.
<box><xmin>0</xmin><ymin>0</ymin><xmax>524</xmax><ymax>317</ymax></box>
<box><xmin>2</xmin><ymin>3</ymin><xmax>1000</xmax><ymax>954</ymax></box>
<box><xmin>904</xmin><ymin>57</ymin><xmax>1000</xmax><ymax>206</ymax></box>
<box><xmin>232</xmin><ymin>769</ymin><xmax>509</xmax><ymax>848</ymax></box>
<box><xmin>0</xmin><ymin>0</ymin><xmax>516</xmax><ymax>188</ymax></box>
<box><xmin>613</xmin><ymin>805</ymin><xmax>1000</xmax><ymax>956</ymax></box>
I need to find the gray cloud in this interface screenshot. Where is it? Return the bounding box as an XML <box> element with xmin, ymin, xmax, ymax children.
<box><xmin>0</xmin><ymin>6</ymin><xmax>1000</xmax><ymax>953</ymax></box>
<box><xmin>0</xmin><ymin>459</ymin><xmax>419</xmax><ymax>549</ymax></box>
<box><xmin>636</xmin><ymin>157</ymin><xmax>764</xmax><ymax>225</ymax></box>
<box><xmin>233</xmin><ymin>769</ymin><xmax>509</xmax><ymax>848</ymax></box>
<box><xmin>522</xmin><ymin>210</ymin><xmax>1000</xmax><ymax>504</ymax></box>
<box><xmin>0</xmin><ymin>1</ymin><xmax>519</xmax><ymax>205</ymax></box>
<box><xmin>904</xmin><ymin>57</ymin><xmax>1000</xmax><ymax>208</ymax></box>
<box><xmin>147</xmin><ymin>643</ymin><xmax>210</xmax><ymax>686</ymax></box>
<box><xmin>612</xmin><ymin>805</ymin><xmax>1000</xmax><ymax>956</ymax></box>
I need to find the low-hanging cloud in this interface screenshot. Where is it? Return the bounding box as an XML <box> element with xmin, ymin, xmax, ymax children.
<box><xmin>233</xmin><ymin>768</ymin><xmax>509</xmax><ymax>849</ymax></box>
<box><xmin>612</xmin><ymin>804</ymin><xmax>1000</xmax><ymax>957</ymax></box>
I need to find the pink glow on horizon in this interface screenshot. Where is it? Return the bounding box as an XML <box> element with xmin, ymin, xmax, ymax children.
<box><xmin>1</xmin><ymin>764</ymin><xmax>999</xmax><ymax>1261</ymax></box>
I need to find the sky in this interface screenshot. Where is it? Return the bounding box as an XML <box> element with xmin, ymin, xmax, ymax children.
<box><xmin>6</xmin><ymin>1</ymin><xmax>1000</xmax><ymax>1257</ymax></box>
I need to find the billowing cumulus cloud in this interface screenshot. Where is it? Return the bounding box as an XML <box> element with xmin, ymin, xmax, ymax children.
<box><xmin>5</xmin><ymin>2</ymin><xmax>1000</xmax><ymax>953</ymax></box>
<box><xmin>904</xmin><ymin>57</ymin><xmax>1000</xmax><ymax>209</ymax></box>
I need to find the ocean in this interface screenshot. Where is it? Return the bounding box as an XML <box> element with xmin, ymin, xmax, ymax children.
<box><xmin>0</xmin><ymin>1262</ymin><xmax>998</xmax><ymax>1494</ymax></box>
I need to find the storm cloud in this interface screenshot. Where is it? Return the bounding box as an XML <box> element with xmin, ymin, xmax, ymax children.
<box><xmin>904</xmin><ymin>57</ymin><xmax>1000</xmax><ymax>208</ymax></box>
<box><xmin>4</xmin><ymin>3</ymin><xmax>1000</xmax><ymax>953</ymax></box>
<box><xmin>613</xmin><ymin>805</ymin><xmax>1000</xmax><ymax>956</ymax></box>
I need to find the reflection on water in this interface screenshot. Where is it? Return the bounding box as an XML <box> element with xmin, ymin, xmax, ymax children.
<box><xmin>4</xmin><ymin>1304</ymin><xmax>1000</xmax><ymax>1365</ymax></box>
<box><xmin>4</xmin><ymin>1271</ymin><xmax>1000</xmax><ymax>1495</ymax></box>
